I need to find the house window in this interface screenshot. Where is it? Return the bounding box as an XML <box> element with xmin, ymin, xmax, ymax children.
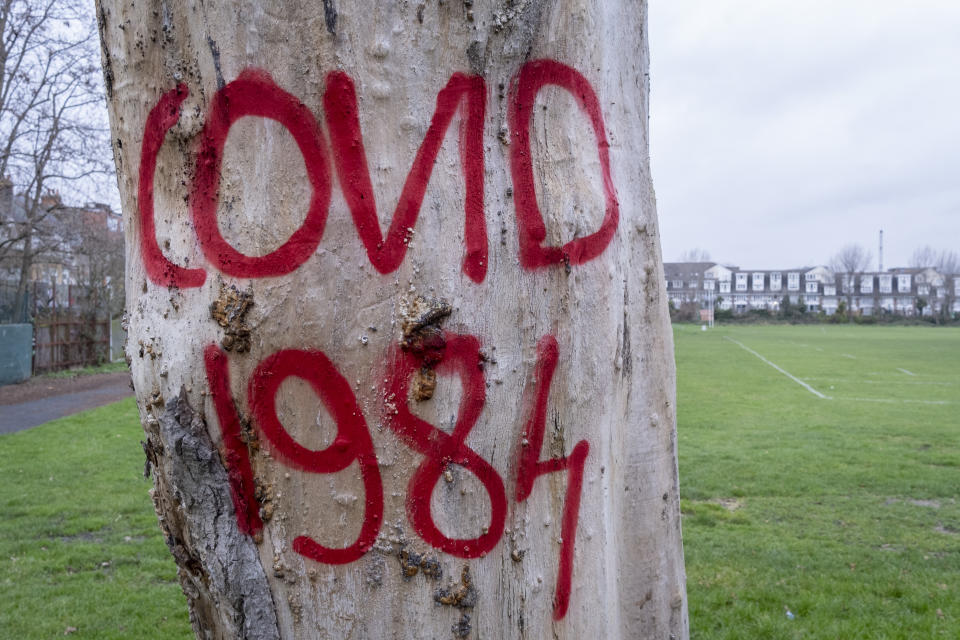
<box><xmin>787</xmin><ymin>273</ymin><xmax>800</xmax><ymax>291</ymax></box>
<box><xmin>735</xmin><ymin>273</ymin><xmax>748</xmax><ymax>291</ymax></box>
<box><xmin>752</xmin><ymin>272</ymin><xmax>764</xmax><ymax>291</ymax></box>
<box><xmin>823</xmin><ymin>285</ymin><xmax>836</xmax><ymax>296</ymax></box>
<box><xmin>671</xmin><ymin>280</ymin><xmax>683</xmax><ymax>289</ymax></box>
<box><xmin>879</xmin><ymin>275</ymin><xmax>893</xmax><ymax>294</ymax></box>
<box><xmin>841</xmin><ymin>274</ymin><xmax>854</xmax><ymax>293</ymax></box>
<box><xmin>703</xmin><ymin>279</ymin><xmax>716</xmax><ymax>291</ymax></box>
<box><xmin>770</xmin><ymin>272</ymin><xmax>782</xmax><ymax>291</ymax></box>
<box><xmin>806</xmin><ymin>281</ymin><xmax>819</xmax><ymax>294</ymax></box>
<box><xmin>860</xmin><ymin>276</ymin><xmax>873</xmax><ymax>294</ymax></box>
<box><xmin>897</xmin><ymin>275</ymin><xmax>911</xmax><ymax>292</ymax></box>
<box><xmin>918</xmin><ymin>285</ymin><xmax>930</xmax><ymax>296</ymax></box>
<box><xmin>719</xmin><ymin>281</ymin><xmax>731</xmax><ymax>293</ymax></box>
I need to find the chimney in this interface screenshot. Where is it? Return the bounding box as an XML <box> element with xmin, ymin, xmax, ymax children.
<box><xmin>40</xmin><ymin>190</ymin><xmax>62</xmax><ymax>209</ymax></box>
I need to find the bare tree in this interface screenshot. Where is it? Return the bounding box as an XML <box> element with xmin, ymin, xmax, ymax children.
<box><xmin>830</xmin><ymin>243</ymin><xmax>873</xmax><ymax>274</ymax></box>
<box><xmin>98</xmin><ymin>0</ymin><xmax>688</xmax><ymax>638</ymax></box>
<box><xmin>907</xmin><ymin>246</ymin><xmax>958</xmax><ymax>321</ymax></box>
<box><xmin>70</xmin><ymin>205</ymin><xmax>124</xmax><ymax>361</ymax></box>
<box><xmin>0</xmin><ymin>0</ymin><xmax>113</xmax><ymax>321</ymax></box>
<box><xmin>678</xmin><ymin>247</ymin><xmax>712</xmax><ymax>263</ymax></box>
<box><xmin>830</xmin><ymin>243</ymin><xmax>873</xmax><ymax>320</ymax></box>
<box><xmin>909</xmin><ymin>245</ymin><xmax>938</xmax><ymax>268</ymax></box>
<box><xmin>934</xmin><ymin>249</ymin><xmax>958</xmax><ymax>322</ymax></box>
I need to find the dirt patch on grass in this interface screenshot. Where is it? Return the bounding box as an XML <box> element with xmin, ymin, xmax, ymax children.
<box><xmin>709</xmin><ymin>498</ymin><xmax>744</xmax><ymax>511</ymax></box>
<box><xmin>57</xmin><ymin>531</ymin><xmax>107</xmax><ymax>544</ymax></box>
<box><xmin>885</xmin><ymin>497</ymin><xmax>951</xmax><ymax>509</ymax></box>
<box><xmin>0</xmin><ymin>372</ymin><xmax>132</xmax><ymax>406</ymax></box>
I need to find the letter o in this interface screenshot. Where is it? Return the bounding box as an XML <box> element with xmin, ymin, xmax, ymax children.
<box><xmin>191</xmin><ymin>69</ymin><xmax>331</xmax><ymax>278</ymax></box>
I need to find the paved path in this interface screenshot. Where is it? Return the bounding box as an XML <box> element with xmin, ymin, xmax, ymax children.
<box><xmin>0</xmin><ymin>372</ymin><xmax>134</xmax><ymax>435</ymax></box>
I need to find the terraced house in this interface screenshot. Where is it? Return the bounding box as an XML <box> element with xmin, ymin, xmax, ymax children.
<box><xmin>664</xmin><ymin>262</ymin><xmax>960</xmax><ymax>318</ymax></box>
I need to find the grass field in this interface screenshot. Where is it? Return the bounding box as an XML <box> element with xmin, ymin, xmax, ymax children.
<box><xmin>0</xmin><ymin>400</ymin><xmax>192</xmax><ymax>639</ymax></box>
<box><xmin>39</xmin><ymin>361</ymin><xmax>130</xmax><ymax>379</ymax></box>
<box><xmin>0</xmin><ymin>325</ymin><xmax>957</xmax><ymax>638</ymax></box>
<box><xmin>676</xmin><ymin>324</ymin><xmax>960</xmax><ymax>639</ymax></box>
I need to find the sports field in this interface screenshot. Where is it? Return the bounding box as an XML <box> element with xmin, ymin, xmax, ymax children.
<box><xmin>676</xmin><ymin>324</ymin><xmax>960</xmax><ymax>639</ymax></box>
<box><xmin>0</xmin><ymin>325</ymin><xmax>956</xmax><ymax>638</ymax></box>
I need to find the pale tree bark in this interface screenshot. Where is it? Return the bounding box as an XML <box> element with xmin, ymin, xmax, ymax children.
<box><xmin>97</xmin><ymin>1</ymin><xmax>687</xmax><ymax>638</ymax></box>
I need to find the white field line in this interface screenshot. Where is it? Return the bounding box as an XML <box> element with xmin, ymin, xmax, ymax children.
<box><xmin>842</xmin><ymin>353</ymin><xmax>857</xmax><ymax>359</ymax></box>
<box><xmin>801</xmin><ymin>377</ymin><xmax>954</xmax><ymax>387</ymax></box>
<box><xmin>838</xmin><ymin>397</ymin><xmax>952</xmax><ymax>406</ymax></box>
<box><xmin>723</xmin><ymin>336</ymin><xmax>831</xmax><ymax>399</ymax></box>
<box><xmin>898</xmin><ymin>368</ymin><xmax>917</xmax><ymax>377</ymax></box>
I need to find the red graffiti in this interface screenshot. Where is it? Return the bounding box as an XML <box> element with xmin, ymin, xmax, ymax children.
<box><xmin>192</xmin><ymin>69</ymin><xmax>333</xmax><ymax>278</ymax></box>
<box><xmin>138</xmin><ymin>60</ymin><xmax>619</xmax><ymax>286</ymax></box>
<box><xmin>247</xmin><ymin>348</ymin><xmax>384</xmax><ymax>565</ymax></box>
<box><xmin>508</xmin><ymin>59</ymin><xmax>620</xmax><ymax>269</ymax></box>
<box><xmin>203</xmin><ymin>345</ymin><xmax>262</xmax><ymax>535</ymax></box>
<box><xmin>384</xmin><ymin>333</ymin><xmax>507</xmax><ymax>557</ymax></box>
<box><xmin>138</xmin><ymin>85</ymin><xmax>207</xmax><ymax>288</ymax></box>
<box><xmin>206</xmin><ymin>333</ymin><xmax>589</xmax><ymax>620</ymax></box>
<box><xmin>324</xmin><ymin>71</ymin><xmax>488</xmax><ymax>283</ymax></box>
<box><xmin>515</xmin><ymin>335</ymin><xmax>589</xmax><ymax>620</ymax></box>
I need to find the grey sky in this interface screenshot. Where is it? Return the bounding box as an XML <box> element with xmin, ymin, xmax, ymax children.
<box><xmin>649</xmin><ymin>0</ymin><xmax>960</xmax><ymax>269</ymax></box>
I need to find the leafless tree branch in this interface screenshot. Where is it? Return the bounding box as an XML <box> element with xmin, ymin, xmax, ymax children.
<box><xmin>0</xmin><ymin>0</ymin><xmax>114</xmax><ymax>322</ymax></box>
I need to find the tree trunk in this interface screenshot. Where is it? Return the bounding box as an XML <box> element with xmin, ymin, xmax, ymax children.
<box><xmin>97</xmin><ymin>1</ymin><xmax>687</xmax><ymax>638</ymax></box>
<box><xmin>12</xmin><ymin>220</ymin><xmax>33</xmax><ymax>322</ymax></box>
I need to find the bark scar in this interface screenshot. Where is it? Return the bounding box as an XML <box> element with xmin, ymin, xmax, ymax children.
<box><xmin>434</xmin><ymin>566</ymin><xmax>477</xmax><ymax>638</ymax></box>
<box><xmin>401</xmin><ymin>296</ymin><xmax>452</xmax><ymax>402</ymax></box>
<box><xmin>210</xmin><ymin>282</ymin><xmax>254</xmax><ymax>352</ymax></box>
<box><xmin>322</xmin><ymin>0</ymin><xmax>338</xmax><ymax>35</ymax></box>
<box><xmin>154</xmin><ymin>388</ymin><xmax>280</xmax><ymax>639</ymax></box>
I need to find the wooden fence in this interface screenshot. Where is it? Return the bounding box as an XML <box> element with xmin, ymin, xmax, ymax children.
<box><xmin>2</xmin><ymin>280</ymin><xmax>118</xmax><ymax>375</ymax></box>
<box><xmin>32</xmin><ymin>316</ymin><xmax>110</xmax><ymax>374</ymax></box>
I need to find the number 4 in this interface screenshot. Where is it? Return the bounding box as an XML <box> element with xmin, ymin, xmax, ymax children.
<box><xmin>515</xmin><ymin>335</ymin><xmax>590</xmax><ymax>620</ymax></box>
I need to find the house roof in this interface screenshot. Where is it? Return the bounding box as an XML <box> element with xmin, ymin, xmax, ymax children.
<box><xmin>663</xmin><ymin>262</ymin><xmax>717</xmax><ymax>280</ymax></box>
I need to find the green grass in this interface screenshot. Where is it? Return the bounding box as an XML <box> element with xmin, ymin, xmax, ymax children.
<box><xmin>0</xmin><ymin>399</ymin><xmax>191</xmax><ymax>639</ymax></box>
<box><xmin>676</xmin><ymin>324</ymin><xmax>960</xmax><ymax>639</ymax></box>
<box><xmin>40</xmin><ymin>360</ymin><xmax>129</xmax><ymax>379</ymax></box>
<box><xmin>2</xmin><ymin>325</ymin><xmax>957</xmax><ymax>638</ymax></box>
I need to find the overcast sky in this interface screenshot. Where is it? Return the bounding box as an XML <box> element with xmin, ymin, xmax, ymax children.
<box><xmin>648</xmin><ymin>0</ymin><xmax>960</xmax><ymax>269</ymax></box>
